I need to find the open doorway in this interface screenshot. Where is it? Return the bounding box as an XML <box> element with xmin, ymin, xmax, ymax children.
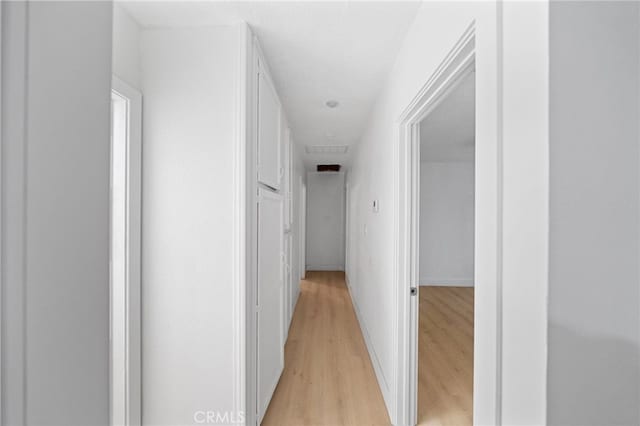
<box><xmin>417</xmin><ymin>70</ymin><xmax>475</xmax><ymax>425</ymax></box>
<box><xmin>110</xmin><ymin>76</ymin><xmax>142</xmax><ymax>426</ymax></box>
<box><xmin>394</xmin><ymin>25</ymin><xmax>494</xmax><ymax>426</ymax></box>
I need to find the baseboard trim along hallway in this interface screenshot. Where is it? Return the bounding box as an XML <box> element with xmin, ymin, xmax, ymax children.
<box><xmin>261</xmin><ymin>271</ymin><xmax>391</xmax><ymax>425</ymax></box>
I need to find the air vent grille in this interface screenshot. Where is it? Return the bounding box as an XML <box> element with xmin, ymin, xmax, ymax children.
<box><xmin>317</xmin><ymin>164</ymin><xmax>341</xmax><ymax>172</ymax></box>
<box><xmin>305</xmin><ymin>145</ymin><xmax>349</xmax><ymax>154</ymax></box>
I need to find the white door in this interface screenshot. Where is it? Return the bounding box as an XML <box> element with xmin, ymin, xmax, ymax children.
<box><xmin>257</xmin><ymin>188</ymin><xmax>284</xmax><ymax>422</ymax></box>
<box><xmin>283</xmin><ymin>127</ymin><xmax>292</xmax><ymax>229</ymax></box>
<box><xmin>257</xmin><ymin>65</ymin><xmax>281</xmax><ymax>190</ymax></box>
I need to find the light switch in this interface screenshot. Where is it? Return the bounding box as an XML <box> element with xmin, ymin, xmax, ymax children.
<box><xmin>372</xmin><ymin>199</ymin><xmax>379</xmax><ymax>213</ymax></box>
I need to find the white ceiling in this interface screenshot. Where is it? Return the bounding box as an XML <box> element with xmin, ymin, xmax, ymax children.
<box><xmin>120</xmin><ymin>1</ymin><xmax>421</xmax><ymax>169</ymax></box>
<box><xmin>420</xmin><ymin>71</ymin><xmax>475</xmax><ymax>162</ymax></box>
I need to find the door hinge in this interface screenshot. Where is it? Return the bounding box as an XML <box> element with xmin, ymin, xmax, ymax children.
<box><xmin>410</xmin><ymin>287</ymin><xmax>418</xmax><ymax>296</ymax></box>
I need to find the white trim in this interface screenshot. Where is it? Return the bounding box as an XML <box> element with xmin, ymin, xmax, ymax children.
<box><xmin>638</xmin><ymin>5</ymin><xmax>640</xmax><ymax>422</ymax></box>
<box><xmin>347</xmin><ymin>282</ymin><xmax>391</xmax><ymax>402</ymax></box>
<box><xmin>305</xmin><ymin>265</ymin><xmax>345</xmax><ymax>272</ymax></box>
<box><xmin>0</xmin><ymin>4</ymin><xmax>4</xmax><ymax>420</ymax></box>
<box><xmin>2</xmin><ymin>3</ymin><xmax>28</xmax><ymax>423</ymax></box>
<box><xmin>500</xmin><ymin>4</ymin><xmax>549</xmax><ymax>421</ymax></box>
<box><xmin>244</xmin><ymin>24</ymin><xmax>261</xmax><ymax>426</ymax></box>
<box><xmin>494</xmin><ymin>4</ymin><xmax>504</xmax><ymax>423</ymax></box>
<box><xmin>299</xmin><ymin>179</ymin><xmax>306</xmax><ymax>280</ymax></box>
<box><xmin>393</xmin><ymin>22</ymin><xmax>502</xmax><ymax>426</ymax></box>
<box><xmin>233</xmin><ymin>22</ymin><xmax>250</xmax><ymax>426</ymax></box>
<box><xmin>419</xmin><ymin>279</ymin><xmax>474</xmax><ymax>287</ymax></box>
<box><xmin>306</xmin><ymin>171</ymin><xmax>344</xmax><ymax>176</ymax></box>
<box><xmin>110</xmin><ymin>75</ymin><xmax>142</xmax><ymax>426</ymax></box>
<box><xmin>344</xmin><ymin>180</ymin><xmax>350</xmax><ymax>286</ymax></box>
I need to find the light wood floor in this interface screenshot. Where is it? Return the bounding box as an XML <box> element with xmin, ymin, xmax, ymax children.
<box><xmin>418</xmin><ymin>286</ymin><xmax>474</xmax><ymax>426</ymax></box>
<box><xmin>261</xmin><ymin>274</ymin><xmax>474</xmax><ymax>426</ymax></box>
<box><xmin>262</xmin><ymin>271</ymin><xmax>391</xmax><ymax>426</ymax></box>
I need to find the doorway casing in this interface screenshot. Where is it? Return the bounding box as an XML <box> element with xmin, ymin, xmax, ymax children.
<box><xmin>110</xmin><ymin>75</ymin><xmax>142</xmax><ymax>426</ymax></box>
<box><xmin>394</xmin><ymin>23</ymin><xmax>500</xmax><ymax>426</ymax></box>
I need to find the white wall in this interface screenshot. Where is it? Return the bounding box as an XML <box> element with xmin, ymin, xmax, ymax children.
<box><xmin>345</xmin><ymin>2</ymin><xmax>549</xmax><ymax>424</ymax></box>
<box><xmin>112</xmin><ymin>2</ymin><xmax>142</xmax><ymax>89</ymax></box>
<box><xmin>419</xmin><ymin>161</ymin><xmax>474</xmax><ymax>286</ymax></box>
<box><xmin>346</xmin><ymin>5</ymin><xmax>482</xmax><ymax>419</ymax></box>
<box><xmin>2</xmin><ymin>2</ymin><xmax>113</xmax><ymax>423</ymax></box>
<box><xmin>306</xmin><ymin>172</ymin><xmax>345</xmax><ymax>271</ymax></box>
<box><xmin>140</xmin><ymin>25</ymin><xmax>242</xmax><ymax>425</ymax></box>
<box><xmin>547</xmin><ymin>3</ymin><xmax>640</xmax><ymax>425</ymax></box>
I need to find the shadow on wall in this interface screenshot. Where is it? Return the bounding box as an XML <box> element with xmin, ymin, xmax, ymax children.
<box><xmin>547</xmin><ymin>323</ymin><xmax>640</xmax><ymax>426</ymax></box>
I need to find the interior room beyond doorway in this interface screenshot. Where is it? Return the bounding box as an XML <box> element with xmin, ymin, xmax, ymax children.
<box><xmin>417</xmin><ymin>70</ymin><xmax>475</xmax><ymax>426</ymax></box>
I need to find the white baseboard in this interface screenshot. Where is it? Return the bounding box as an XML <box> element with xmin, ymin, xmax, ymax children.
<box><xmin>419</xmin><ymin>277</ymin><xmax>474</xmax><ymax>287</ymax></box>
<box><xmin>345</xmin><ymin>281</ymin><xmax>394</xmax><ymax>423</ymax></box>
<box><xmin>306</xmin><ymin>265</ymin><xmax>345</xmax><ymax>271</ymax></box>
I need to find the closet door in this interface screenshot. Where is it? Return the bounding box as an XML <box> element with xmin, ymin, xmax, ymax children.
<box><xmin>257</xmin><ymin>66</ymin><xmax>282</xmax><ymax>190</ymax></box>
<box><xmin>282</xmin><ymin>234</ymin><xmax>290</xmax><ymax>340</ymax></box>
<box><xmin>283</xmin><ymin>127</ymin><xmax>292</xmax><ymax>229</ymax></box>
<box><xmin>286</xmin><ymin>233</ymin><xmax>295</xmax><ymax>326</ymax></box>
<box><xmin>257</xmin><ymin>188</ymin><xmax>284</xmax><ymax>422</ymax></box>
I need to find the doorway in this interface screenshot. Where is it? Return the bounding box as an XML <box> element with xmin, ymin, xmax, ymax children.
<box><xmin>299</xmin><ymin>178</ymin><xmax>307</xmax><ymax>280</ymax></box>
<box><xmin>394</xmin><ymin>24</ymin><xmax>500</xmax><ymax>426</ymax></box>
<box><xmin>110</xmin><ymin>76</ymin><xmax>142</xmax><ymax>426</ymax></box>
<box><xmin>417</xmin><ymin>70</ymin><xmax>475</xmax><ymax>425</ymax></box>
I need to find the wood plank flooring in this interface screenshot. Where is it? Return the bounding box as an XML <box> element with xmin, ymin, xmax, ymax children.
<box><xmin>418</xmin><ymin>286</ymin><xmax>474</xmax><ymax>426</ymax></box>
<box><xmin>261</xmin><ymin>271</ymin><xmax>390</xmax><ymax>426</ymax></box>
<box><xmin>261</xmin><ymin>274</ymin><xmax>474</xmax><ymax>426</ymax></box>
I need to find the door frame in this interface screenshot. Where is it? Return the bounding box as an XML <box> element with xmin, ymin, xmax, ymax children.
<box><xmin>110</xmin><ymin>75</ymin><xmax>142</xmax><ymax>426</ymax></box>
<box><xmin>395</xmin><ymin>23</ymin><xmax>500</xmax><ymax>425</ymax></box>
<box><xmin>299</xmin><ymin>179</ymin><xmax>306</xmax><ymax>279</ymax></box>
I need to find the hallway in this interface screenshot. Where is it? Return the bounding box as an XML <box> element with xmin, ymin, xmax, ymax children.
<box><xmin>262</xmin><ymin>271</ymin><xmax>390</xmax><ymax>426</ymax></box>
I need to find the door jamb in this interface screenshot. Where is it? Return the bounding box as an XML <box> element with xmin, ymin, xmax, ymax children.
<box><xmin>299</xmin><ymin>180</ymin><xmax>306</xmax><ymax>279</ymax></box>
<box><xmin>110</xmin><ymin>75</ymin><xmax>142</xmax><ymax>426</ymax></box>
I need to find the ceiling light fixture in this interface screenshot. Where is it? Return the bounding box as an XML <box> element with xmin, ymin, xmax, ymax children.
<box><xmin>325</xmin><ymin>100</ymin><xmax>339</xmax><ymax>108</ymax></box>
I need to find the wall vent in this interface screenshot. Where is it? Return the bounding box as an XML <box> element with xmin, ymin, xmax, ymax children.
<box><xmin>305</xmin><ymin>145</ymin><xmax>349</xmax><ymax>155</ymax></box>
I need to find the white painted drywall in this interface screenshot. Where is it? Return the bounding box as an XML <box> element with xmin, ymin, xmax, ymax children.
<box><xmin>547</xmin><ymin>3</ymin><xmax>640</xmax><ymax>425</ymax></box>
<box><xmin>3</xmin><ymin>4</ymin><xmax>29</xmax><ymax>423</ymax></box>
<box><xmin>140</xmin><ymin>25</ymin><xmax>242</xmax><ymax>424</ymax></box>
<box><xmin>345</xmin><ymin>2</ymin><xmax>549</xmax><ymax>424</ymax></box>
<box><xmin>306</xmin><ymin>172</ymin><xmax>345</xmax><ymax>271</ymax></box>
<box><xmin>419</xmin><ymin>71</ymin><xmax>475</xmax><ymax>163</ymax></box>
<box><xmin>346</xmin><ymin>5</ymin><xmax>483</xmax><ymax>419</ymax></box>
<box><xmin>500</xmin><ymin>4</ymin><xmax>550</xmax><ymax>422</ymax></box>
<box><xmin>419</xmin><ymin>161</ymin><xmax>474</xmax><ymax>286</ymax></box>
<box><xmin>112</xmin><ymin>2</ymin><xmax>142</xmax><ymax>89</ymax></box>
<box><xmin>2</xmin><ymin>2</ymin><xmax>113</xmax><ymax>423</ymax></box>
<box><xmin>120</xmin><ymin>2</ymin><xmax>420</xmax><ymax>170</ymax></box>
